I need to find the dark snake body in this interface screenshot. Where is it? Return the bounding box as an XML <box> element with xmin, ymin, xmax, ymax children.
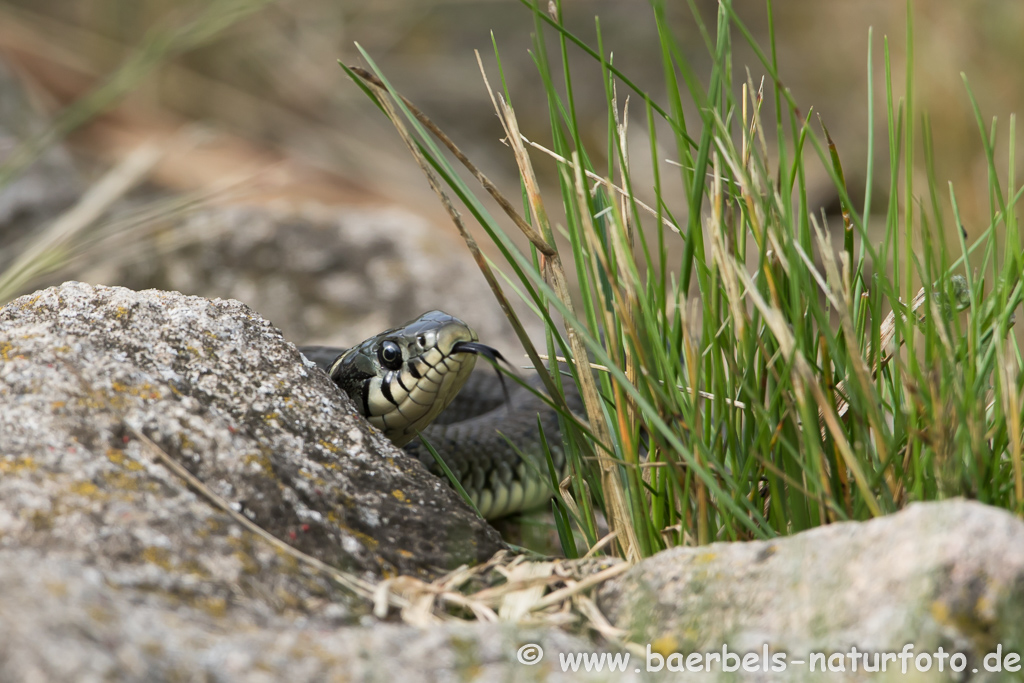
<box><xmin>300</xmin><ymin>311</ymin><xmax>577</xmax><ymax>519</ymax></box>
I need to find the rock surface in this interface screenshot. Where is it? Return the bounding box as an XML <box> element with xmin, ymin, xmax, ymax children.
<box><xmin>0</xmin><ymin>281</ymin><xmax>503</xmax><ymax>584</ymax></box>
<box><xmin>599</xmin><ymin>499</ymin><xmax>1024</xmax><ymax>681</ymax></box>
<box><xmin>96</xmin><ymin>202</ymin><xmax>530</xmax><ymax>351</ymax></box>
<box><xmin>0</xmin><ymin>281</ymin><xmax>648</xmax><ymax>682</ymax></box>
<box><xmin>0</xmin><ymin>546</ymin><xmax>638</xmax><ymax>682</ymax></box>
<box><xmin>5</xmin><ymin>282</ymin><xmax>1024</xmax><ymax>682</ymax></box>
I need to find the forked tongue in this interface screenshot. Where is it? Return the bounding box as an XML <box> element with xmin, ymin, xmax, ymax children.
<box><xmin>452</xmin><ymin>341</ymin><xmax>512</xmax><ymax>406</ymax></box>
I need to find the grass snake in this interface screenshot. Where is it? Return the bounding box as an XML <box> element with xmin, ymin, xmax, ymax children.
<box><xmin>300</xmin><ymin>310</ymin><xmax>577</xmax><ymax>519</ymax></box>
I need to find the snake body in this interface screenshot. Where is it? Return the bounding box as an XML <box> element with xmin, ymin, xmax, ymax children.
<box><xmin>300</xmin><ymin>311</ymin><xmax>569</xmax><ymax>519</ymax></box>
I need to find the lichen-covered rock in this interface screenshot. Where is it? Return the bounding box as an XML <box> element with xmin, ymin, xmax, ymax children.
<box><xmin>0</xmin><ymin>281</ymin><xmax>503</xmax><ymax>589</ymax></box>
<box><xmin>11</xmin><ymin>282</ymin><xmax>1024</xmax><ymax>682</ymax></box>
<box><xmin>0</xmin><ymin>281</ymin><xmax>660</xmax><ymax>681</ymax></box>
<box><xmin>598</xmin><ymin>500</ymin><xmax>1024</xmax><ymax>681</ymax></box>
<box><xmin>0</xmin><ymin>545</ymin><xmax>641</xmax><ymax>682</ymax></box>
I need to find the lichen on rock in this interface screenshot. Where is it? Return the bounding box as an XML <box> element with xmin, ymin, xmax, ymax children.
<box><xmin>0</xmin><ymin>281</ymin><xmax>503</xmax><ymax>598</ymax></box>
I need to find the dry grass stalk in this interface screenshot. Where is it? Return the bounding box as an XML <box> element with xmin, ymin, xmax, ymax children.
<box><xmin>482</xmin><ymin>77</ymin><xmax>641</xmax><ymax>563</ymax></box>
<box><xmin>347</xmin><ymin>66</ymin><xmax>554</xmax><ymax>257</ymax></box>
<box><xmin>130</xmin><ymin>427</ymin><xmax>394</xmax><ymax>608</ymax></box>
<box><xmin>464</xmin><ymin>57</ymin><xmax>637</xmax><ymax>561</ymax></box>
<box><xmin>0</xmin><ymin>142</ymin><xmax>164</xmax><ymax>301</ymax></box>
<box><xmin>520</xmin><ymin>134</ymin><xmax>680</xmax><ymax>234</ymax></box>
<box><xmin>497</xmin><ymin>561</ymin><xmax>555</xmax><ymax>621</ymax></box>
<box><xmin>345</xmin><ymin>62</ymin><xmax>576</xmax><ymax>432</ymax></box>
<box><xmin>140</xmin><ymin>422</ymin><xmax>632</xmax><ymax>633</ymax></box>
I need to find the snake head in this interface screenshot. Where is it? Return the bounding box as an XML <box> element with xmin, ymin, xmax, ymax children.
<box><xmin>328</xmin><ymin>310</ymin><xmax>500</xmax><ymax>447</ymax></box>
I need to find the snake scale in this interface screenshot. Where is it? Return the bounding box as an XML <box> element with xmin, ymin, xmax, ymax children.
<box><xmin>300</xmin><ymin>310</ymin><xmax>578</xmax><ymax>519</ymax></box>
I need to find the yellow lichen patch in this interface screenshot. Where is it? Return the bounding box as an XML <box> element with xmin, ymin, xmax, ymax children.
<box><xmin>318</xmin><ymin>440</ymin><xmax>341</xmax><ymax>454</ymax></box>
<box><xmin>271</xmin><ymin>548</ymin><xmax>302</xmax><ymax>573</ymax></box>
<box><xmin>87</xmin><ymin>603</ymin><xmax>117</xmax><ymax>625</ymax></box>
<box><xmin>72</xmin><ymin>393</ymin><xmax>107</xmax><ymax>412</ymax></box>
<box><xmin>243</xmin><ymin>453</ymin><xmax>274</xmax><ymax>476</ymax></box>
<box><xmin>193</xmin><ymin>594</ymin><xmax>228</xmax><ymax>618</ymax></box>
<box><xmin>273</xmin><ymin>585</ymin><xmax>306</xmax><ymax>612</ymax></box>
<box><xmin>141</xmin><ymin>546</ymin><xmax>174</xmax><ymax>570</ymax></box>
<box><xmin>101</xmin><ymin>469</ymin><xmax>157</xmax><ymax>497</ymax></box>
<box><xmin>928</xmin><ymin>597</ymin><xmax>993</xmax><ymax>639</ymax></box>
<box><xmin>226</xmin><ymin>535</ymin><xmax>264</xmax><ymax>576</ymax></box>
<box><xmin>107</xmin><ymin>448</ymin><xmax>144</xmax><ymax>472</ymax></box>
<box><xmin>297</xmin><ymin>469</ymin><xmax>327</xmax><ymax>487</ymax></box>
<box><xmin>68</xmin><ymin>480</ymin><xmax>103</xmax><ymax>499</ymax></box>
<box><xmin>448</xmin><ymin>637</ymin><xmax>484</xmax><ymax>679</ymax></box>
<box><xmin>137</xmin><ymin>384</ymin><xmax>162</xmax><ymax>400</ymax></box>
<box><xmin>391</xmin><ymin>489</ymin><xmax>408</xmax><ymax>503</ymax></box>
<box><xmin>140</xmin><ymin>642</ymin><xmax>164</xmax><ymax>658</ymax></box>
<box><xmin>114</xmin><ymin>306</ymin><xmax>131</xmax><ymax>320</ymax></box>
<box><xmin>335</xmin><ymin>523</ymin><xmax>379</xmax><ymax>551</ymax></box>
<box><xmin>0</xmin><ymin>456</ymin><xmax>38</xmax><ymax>475</ymax></box>
<box><xmin>232</xmin><ymin>548</ymin><xmax>263</xmax><ymax>577</ymax></box>
<box><xmin>197</xmin><ymin>517</ymin><xmax>226</xmax><ymax>539</ymax></box>
<box><xmin>975</xmin><ymin>584</ymin><xmax>994</xmax><ymax>618</ymax></box>
<box><xmin>156</xmin><ymin>555</ymin><xmax>214</xmax><ymax>580</ymax></box>
<box><xmin>0</xmin><ymin>342</ymin><xmax>16</xmax><ymax>361</ymax></box>
<box><xmin>110</xmin><ymin>382</ymin><xmax>163</xmax><ymax>401</ymax></box>
<box><xmin>650</xmin><ymin>635</ymin><xmax>680</xmax><ymax>658</ymax></box>
<box><xmin>396</xmin><ymin>548</ymin><xmax>414</xmax><ymax>559</ymax></box>
<box><xmin>44</xmin><ymin>580</ymin><xmax>68</xmax><ymax>598</ymax></box>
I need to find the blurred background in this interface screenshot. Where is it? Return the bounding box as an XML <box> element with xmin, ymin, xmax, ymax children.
<box><xmin>0</xmin><ymin>0</ymin><xmax>1021</xmax><ymax>352</ymax></box>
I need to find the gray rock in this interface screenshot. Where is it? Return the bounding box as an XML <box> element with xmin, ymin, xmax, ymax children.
<box><xmin>0</xmin><ymin>281</ymin><xmax>650</xmax><ymax>682</ymax></box>
<box><xmin>8</xmin><ymin>282</ymin><xmax>1024</xmax><ymax>682</ymax></box>
<box><xmin>599</xmin><ymin>500</ymin><xmax>1024</xmax><ymax>681</ymax></box>
<box><xmin>0</xmin><ymin>545</ymin><xmax>643</xmax><ymax>682</ymax></box>
<box><xmin>0</xmin><ymin>281</ymin><xmax>503</xmax><ymax>588</ymax></box>
<box><xmin>99</xmin><ymin>202</ymin><xmax>529</xmax><ymax>351</ymax></box>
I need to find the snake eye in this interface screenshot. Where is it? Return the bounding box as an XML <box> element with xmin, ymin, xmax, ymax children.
<box><xmin>378</xmin><ymin>340</ymin><xmax>402</xmax><ymax>370</ymax></box>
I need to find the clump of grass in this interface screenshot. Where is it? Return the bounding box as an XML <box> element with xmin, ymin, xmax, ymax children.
<box><xmin>349</xmin><ymin>0</ymin><xmax>1022</xmax><ymax>561</ymax></box>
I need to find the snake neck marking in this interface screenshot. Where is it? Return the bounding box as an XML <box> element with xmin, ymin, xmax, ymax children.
<box><xmin>326</xmin><ymin>310</ymin><xmax>491</xmax><ymax>447</ymax></box>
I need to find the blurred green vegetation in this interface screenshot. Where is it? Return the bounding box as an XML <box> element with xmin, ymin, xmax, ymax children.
<box><xmin>1</xmin><ymin>0</ymin><xmax>1021</xmax><ymax>228</ymax></box>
